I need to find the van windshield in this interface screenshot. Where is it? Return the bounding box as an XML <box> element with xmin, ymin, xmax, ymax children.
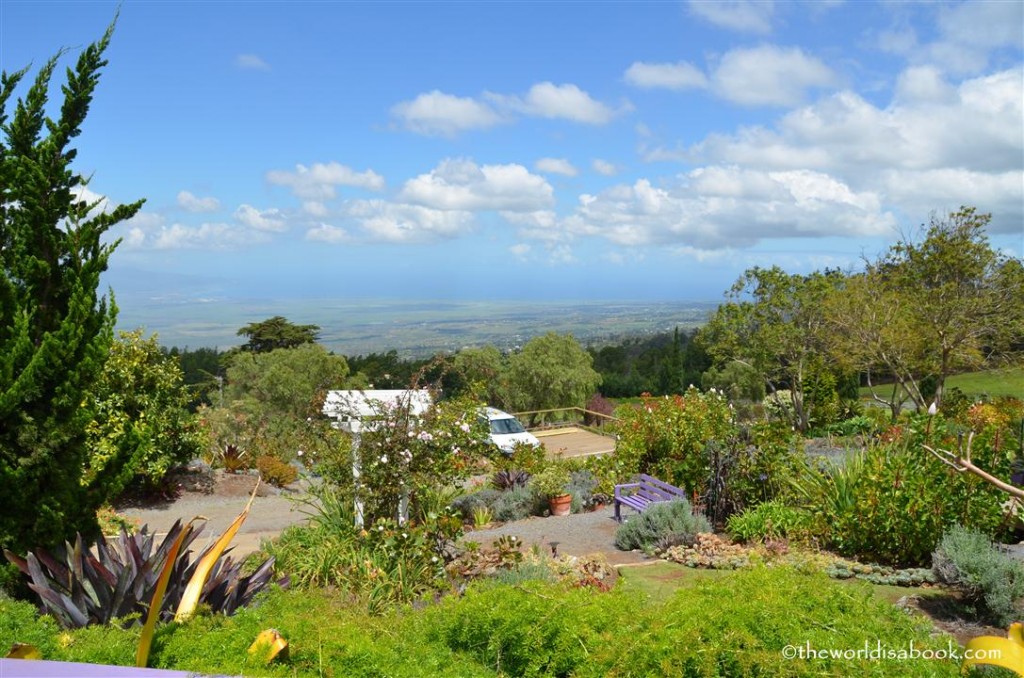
<box><xmin>490</xmin><ymin>418</ymin><xmax>526</xmax><ymax>434</ymax></box>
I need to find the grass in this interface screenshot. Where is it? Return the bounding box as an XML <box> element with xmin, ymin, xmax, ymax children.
<box><xmin>945</xmin><ymin>367</ymin><xmax>1024</xmax><ymax>398</ymax></box>
<box><xmin>858</xmin><ymin>366</ymin><xmax>1024</xmax><ymax>400</ymax></box>
<box><xmin>617</xmin><ymin>561</ymin><xmax>728</xmax><ymax>600</ymax></box>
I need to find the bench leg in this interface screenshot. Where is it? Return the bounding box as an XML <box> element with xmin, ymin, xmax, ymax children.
<box><xmin>614</xmin><ymin>500</ymin><xmax>621</xmax><ymax>522</ymax></box>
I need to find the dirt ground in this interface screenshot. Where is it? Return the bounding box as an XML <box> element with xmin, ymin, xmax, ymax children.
<box><xmin>116</xmin><ymin>470</ymin><xmax>313</xmax><ymax>557</ymax></box>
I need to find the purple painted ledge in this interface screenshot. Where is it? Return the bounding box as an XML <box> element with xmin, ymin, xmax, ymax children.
<box><xmin>0</xmin><ymin>658</ymin><xmax>236</xmax><ymax>678</ymax></box>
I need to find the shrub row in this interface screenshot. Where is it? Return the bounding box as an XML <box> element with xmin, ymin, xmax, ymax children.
<box><xmin>0</xmin><ymin>567</ymin><xmax>962</xmax><ymax>677</ymax></box>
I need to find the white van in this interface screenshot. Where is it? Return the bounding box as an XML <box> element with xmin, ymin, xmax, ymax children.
<box><xmin>479</xmin><ymin>407</ymin><xmax>541</xmax><ymax>455</ymax></box>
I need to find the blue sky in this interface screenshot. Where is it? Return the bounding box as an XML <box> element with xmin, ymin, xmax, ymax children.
<box><xmin>2</xmin><ymin>0</ymin><xmax>1022</xmax><ymax>305</ymax></box>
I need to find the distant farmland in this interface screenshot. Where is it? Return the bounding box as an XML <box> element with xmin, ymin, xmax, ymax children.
<box><xmin>116</xmin><ymin>297</ymin><xmax>717</xmax><ymax>356</ymax></box>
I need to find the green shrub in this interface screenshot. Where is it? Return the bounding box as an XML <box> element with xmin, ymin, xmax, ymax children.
<box><xmin>825</xmin><ymin>414</ymin><xmax>876</xmax><ymax>437</ymax></box>
<box><xmin>614</xmin><ymin>389</ymin><xmax>735</xmax><ymax>496</ymax></box>
<box><xmin>490</xmin><ymin>440</ymin><xmax>547</xmax><ymax>474</ymax></box>
<box><xmin>266</xmin><ymin>510</ymin><xmax>463</xmax><ymax>613</ymax></box>
<box><xmin>0</xmin><ymin>569</ymin><xmax>962</xmax><ymax>677</ymax></box>
<box><xmin>595</xmin><ymin>567</ymin><xmax>958</xmax><ymax>677</ymax></box>
<box><xmin>727</xmin><ymin>500</ymin><xmax>811</xmax><ymax>543</ymax></box>
<box><xmin>491</xmin><ymin>561</ymin><xmax>558</xmax><ymax>586</ymax></box>
<box><xmin>614</xmin><ymin>498</ymin><xmax>710</xmax><ymax>552</ymax></box>
<box><xmin>451</xmin><ymin>488</ymin><xmax>502</xmax><ymax>521</ymax></box>
<box><xmin>567</xmin><ymin>469</ymin><xmax>599</xmax><ymax>512</ymax></box>
<box><xmin>793</xmin><ymin>431</ymin><xmax>1012</xmax><ymax>566</ymax></box>
<box><xmin>256</xmin><ymin>455</ymin><xmax>299</xmax><ymax>487</ymax></box>
<box><xmin>933</xmin><ymin>525</ymin><xmax>1024</xmax><ymax>627</ymax></box>
<box><xmin>491</xmin><ymin>485</ymin><xmax>543</xmax><ymax>522</ymax></box>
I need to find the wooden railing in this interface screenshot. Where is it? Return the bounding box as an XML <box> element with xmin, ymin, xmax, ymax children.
<box><xmin>510</xmin><ymin>407</ymin><xmax>619</xmax><ymax>435</ymax></box>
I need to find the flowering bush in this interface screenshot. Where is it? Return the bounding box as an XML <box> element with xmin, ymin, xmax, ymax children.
<box><xmin>326</xmin><ymin>394</ymin><xmax>492</xmax><ymax>525</ymax></box>
<box><xmin>614</xmin><ymin>388</ymin><xmax>736</xmax><ymax>495</ymax></box>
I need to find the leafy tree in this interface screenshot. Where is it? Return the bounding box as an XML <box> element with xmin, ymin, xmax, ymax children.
<box><xmin>826</xmin><ymin>208</ymin><xmax>1024</xmax><ymax>414</ymax></box>
<box><xmin>204</xmin><ymin>344</ymin><xmax>365</xmax><ymax>463</ymax></box>
<box><xmin>84</xmin><ymin>330</ymin><xmax>204</xmax><ymax>497</ymax></box>
<box><xmin>701</xmin><ymin>360</ymin><xmax>765</xmax><ymax>402</ymax></box>
<box><xmin>882</xmin><ymin>208</ymin><xmax>1024</xmax><ymax>407</ymax></box>
<box><xmin>0</xmin><ymin>23</ymin><xmax>143</xmax><ymax>556</ymax></box>
<box><xmin>237</xmin><ymin>315</ymin><xmax>320</xmax><ymax>353</ymax></box>
<box><xmin>452</xmin><ymin>345</ymin><xmax>508</xmax><ymax>406</ymax></box>
<box><xmin>657</xmin><ymin>327</ymin><xmax>686</xmax><ymax>395</ymax></box>
<box><xmin>698</xmin><ymin>267</ymin><xmax>843</xmax><ymax>432</ymax></box>
<box><xmin>346</xmin><ymin>349</ymin><xmax>425</xmax><ymax>389</ymax></box>
<box><xmin>164</xmin><ymin>345</ymin><xmax>225</xmax><ymax>409</ymax></box>
<box><xmin>506</xmin><ymin>333</ymin><xmax>601</xmax><ymax>412</ymax></box>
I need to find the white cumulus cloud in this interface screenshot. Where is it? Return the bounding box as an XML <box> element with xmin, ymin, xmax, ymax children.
<box><xmin>234</xmin><ymin>204</ymin><xmax>287</xmax><ymax>232</ymax></box>
<box><xmin>556</xmin><ymin>169</ymin><xmax>896</xmax><ymax>249</ymax></box>
<box><xmin>394</xmin><ymin>83</ymin><xmax>623</xmax><ymax>136</ymax></box>
<box><xmin>688</xmin><ymin>0</ymin><xmax>775</xmax><ymax>34</ymax></box>
<box><xmin>305</xmin><ymin>223</ymin><xmax>351</xmax><ymax>243</ymax></box>
<box><xmin>592</xmin><ymin>159</ymin><xmax>618</xmax><ymax>176</ymax></box>
<box><xmin>398</xmin><ymin>158</ymin><xmax>554</xmax><ymax>212</ymax></box>
<box><xmin>266</xmin><ymin>162</ymin><xmax>385</xmax><ymax>200</ymax></box>
<box><xmin>712</xmin><ymin>45</ymin><xmax>836</xmax><ymax>107</ymax></box>
<box><xmin>624</xmin><ymin>61</ymin><xmax>708</xmax><ymax>90</ymax></box>
<box><xmin>344</xmin><ymin>200</ymin><xmax>475</xmax><ymax>244</ymax></box>
<box><xmin>391</xmin><ymin>90</ymin><xmax>504</xmax><ymax>136</ymax></box>
<box><xmin>880</xmin><ymin>1</ymin><xmax>1024</xmax><ymax>75</ymax></box>
<box><xmin>686</xmin><ymin>66</ymin><xmax>1023</xmax><ymax>229</ymax></box>
<box><xmin>535</xmin><ymin>157</ymin><xmax>578</xmax><ymax>176</ymax></box>
<box><xmin>177</xmin><ymin>190</ymin><xmax>220</xmax><ymax>213</ymax></box>
<box><xmin>491</xmin><ymin>82</ymin><xmax>619</xmax><ymax>125</ymax></box>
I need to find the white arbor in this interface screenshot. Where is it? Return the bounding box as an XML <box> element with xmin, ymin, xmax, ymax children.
<box><xmin>322</xmin><ymin>389</ymin><xmax>432</xmax><ymax>528</ymax></box>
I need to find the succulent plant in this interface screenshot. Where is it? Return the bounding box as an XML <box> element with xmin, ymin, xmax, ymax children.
<box><xmin>491</xmin><ymin>469</ymin><xmax>531</xmax><ymax>491</ymax></box>
<box><xmin>4</xmin><ymin>520</ymin><xmax>288</xmax><ymax>629</ymax></box>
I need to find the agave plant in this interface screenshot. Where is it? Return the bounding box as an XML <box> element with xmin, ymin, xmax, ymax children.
<box><xmin>4</xmin><ymin>520</ymin><xmax>288</xmax><ymax>629</ymax></box>
<box><xmin>491</xmin><ymin>468</ymin><xmax>531</xmax><ymax>491</ymax></box>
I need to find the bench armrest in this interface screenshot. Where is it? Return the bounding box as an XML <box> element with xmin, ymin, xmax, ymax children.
<box><xmin>614</xmin><ymin>483</ymin><xmax>641</xmax><ymax>500</ymax></box>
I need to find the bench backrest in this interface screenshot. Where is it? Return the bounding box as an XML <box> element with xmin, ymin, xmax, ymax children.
<box><xmin>637</xmin><ymin>473</ymin><xmax>686</xmax><ymax>499</ymax></box>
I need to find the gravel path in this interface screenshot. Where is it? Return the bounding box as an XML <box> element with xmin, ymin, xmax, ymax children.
<box><xmin>463</xmin><ymin>505</ymin><xmax>652</xmax><ymax>566</ymax></box>
<box><xmin>117</xmin><ymin>469</ymin><xmax>649</xmax><ymax>566</ymax></box>
<box><xmin>118</xmin><ymin>473</ymin><xmax>313</xmax><ymax>557</ymax></box>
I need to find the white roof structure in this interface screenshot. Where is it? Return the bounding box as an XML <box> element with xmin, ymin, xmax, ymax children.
<box><xmin>322</xmin><ymin>389</ymin><xmax>433</xmax><ymax>430</ymax></box>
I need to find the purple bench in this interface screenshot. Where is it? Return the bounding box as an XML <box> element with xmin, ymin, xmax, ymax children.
<box><xmin>0</xmin><ymin>659</ymin><xmax>223</xmax><ymax>677</ymax></box>
<box><xmin>613</xmin><ymin>473</ymin><xmax>687</xmax><ymax>522</ymax></box>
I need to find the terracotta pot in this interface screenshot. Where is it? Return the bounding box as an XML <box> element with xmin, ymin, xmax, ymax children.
<box><xmin>549</xmin><ymin>493</ymin><xmax>572</xmax><ymax>517</ymax></box>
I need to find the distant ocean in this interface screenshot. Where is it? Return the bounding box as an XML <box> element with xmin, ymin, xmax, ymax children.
<box><xmin>114</xmin><ymin>297</ymin><xmax>717</xmax><ymax>357</ymax></box>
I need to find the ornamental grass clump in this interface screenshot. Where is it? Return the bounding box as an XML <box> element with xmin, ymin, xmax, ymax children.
<box><xmin>614</xmin><ymin>498</ymin><xmax>710</xmax><ymax>552</ymax></box>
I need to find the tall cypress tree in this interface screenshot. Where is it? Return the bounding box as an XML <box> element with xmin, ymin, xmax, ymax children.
<box><xmin>0</xmin><ymin>22</ymin><xmax>143</xmax><ymax>557</ymax></box>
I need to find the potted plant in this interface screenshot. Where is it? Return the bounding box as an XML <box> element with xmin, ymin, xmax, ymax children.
<box><xmin>532</xmin><ymin>465</ymin><xmax>572</xmax><ymax>516</ymax></box>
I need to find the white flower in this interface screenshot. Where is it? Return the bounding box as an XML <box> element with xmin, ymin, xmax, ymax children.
<box><xmin>401</xmin><ymin>532</ymin><xmax>408</xmax><ymax>539</ymax></box>
<box><xmin>417</xmin><ymin>431</ymin><xmax>434</xmax><ymax>442</ymax></box>
<box><xmin>459</xmin><ymin>423</ymin><xmax>471</xmax><ymax>433</ymax></box>
<box><xmin>380</xmin><ymin>455</ymin><xmax>388</xmax><ymax>463</ymax></box>
<box><xmin>928</xmin><ymin>402</ymin><xmax>938</xmax><ymax>416</ymax></box>
<box><xmin>431</xmin><ymin>556</ymin><xmax>438</xmax><ymax>563</ymax></box>
<box><xmin>296</xmin><ymin>450</ymin><xmax>304</xmax><ymax>457</ymax></box>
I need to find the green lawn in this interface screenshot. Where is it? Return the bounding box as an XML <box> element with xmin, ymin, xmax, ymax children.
<box><xmin>859</xmin><ymin>366</ymin><xmax>1023</xmax><ymax>400</ymax></box>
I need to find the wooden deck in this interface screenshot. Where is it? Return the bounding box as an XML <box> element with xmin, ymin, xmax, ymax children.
<box><xmin>535</xmin><ymin>427</ymin><xmax>616</xmax><ymax>459</ymax></box>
